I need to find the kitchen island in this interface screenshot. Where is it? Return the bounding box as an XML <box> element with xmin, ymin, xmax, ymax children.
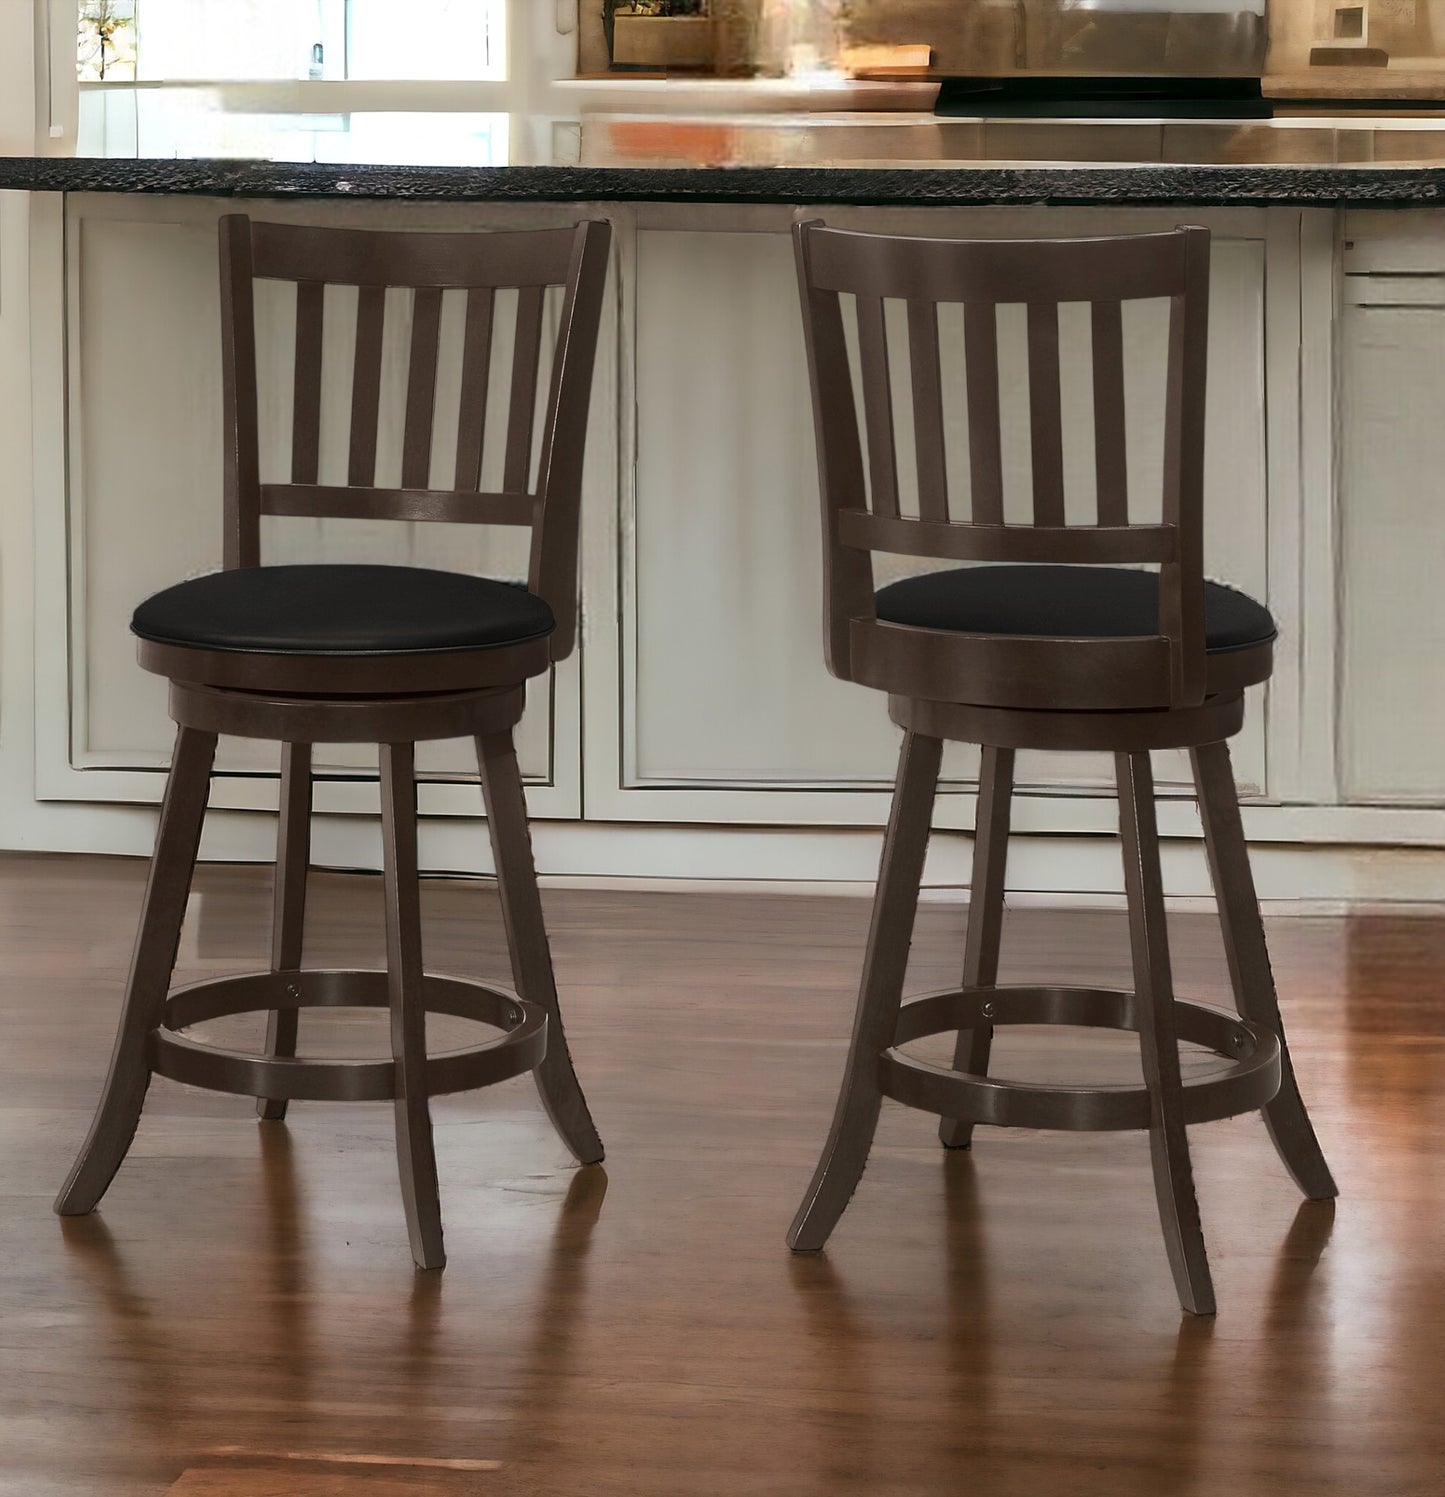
<box><xmin>3</xmin><ymin>109</ymin><xmax>1444</xmax><ymax>907</ymax></box>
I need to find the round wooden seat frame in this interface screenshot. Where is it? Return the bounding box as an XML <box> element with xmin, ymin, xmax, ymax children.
<box><xmin>55</xmin><ymin>215</ymin><xmax>614</xmax><ymax>1272</ymax></box>
<box><xmin>788</xmin><ymin>221</ymin><xmax>1338</xmax><ymax>1316</ymax></box>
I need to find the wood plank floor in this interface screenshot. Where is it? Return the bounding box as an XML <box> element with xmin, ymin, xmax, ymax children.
<box><xmin>2</xmin><ymin>851</ymin><xmax>1441</xmax><ymax>1496</ymax></box>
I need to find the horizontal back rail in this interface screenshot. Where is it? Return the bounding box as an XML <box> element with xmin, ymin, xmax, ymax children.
<box><xmin>258</xmin><ymin>484</ymin><xmax>536</xmax><ymax>527</ymax></box>
<box><xmin>248</xmin><ymin>221</ymin><xmax>583</xmax><ymax>289</ymax></box>
<box><xmin>807</xmin><ymin>227</ymin><xmax>1191</xmax><ymax>305</ymax></box>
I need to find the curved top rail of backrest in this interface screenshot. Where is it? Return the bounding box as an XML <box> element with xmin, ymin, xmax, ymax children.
<box><xmin>794</xmin><ymin>219</ymin><xmax>1212</xmax><ymax>707</ymax></box>
<box><xmin>246</xmin><ymin>219</ymin><xmax>586</xmax><ymax>290</ymax></box>
<box><xmin>805</xmin><ymin>225</ymin><xmax>1194</xmax><ymax>306</ymax></box>
<box><xmin>219</xmin><ymin>214</ymin><xmax>612</xmax><ymax>663</ymax></box>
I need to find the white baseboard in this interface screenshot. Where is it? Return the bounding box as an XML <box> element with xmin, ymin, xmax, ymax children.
<box><xmin>7</xmin><ymin>797</ymin><xmax>1445</xmax><ymax>912</ymax></box>
<box><xmin>19</xmin><ymin>818</ymin><xmax>1441</xmax><ymax>914</ymax></box>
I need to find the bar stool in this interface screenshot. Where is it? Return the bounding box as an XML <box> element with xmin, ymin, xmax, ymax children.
<box><xmin>788</xmin><ymin>221</ymin><xmax>1336</xmax><ymax>1314</ymax></box>
<box><xmin>55</xmin><ymin>215</ymin><xmax>612</xmax><ymax>1270</ymax></box>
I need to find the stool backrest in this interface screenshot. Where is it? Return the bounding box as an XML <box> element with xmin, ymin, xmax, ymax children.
<box><xmin>794</xmin><ymin>221</ymin><xmax>1211</xmax><ymax>709</ymax></box>
<box><xmin>219</xmin><ymin>215</ymin><xmax>612</xmax><ymax>661</ymax></box>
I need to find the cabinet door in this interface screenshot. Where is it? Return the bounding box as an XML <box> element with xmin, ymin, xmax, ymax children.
<box><xmin>35</xmin><ymin>195</ymin><xmax>613</xmax><ymax>836</ymax></box>
<box><xmin>1339</xmin><ymin>271</ymin><xmax>1445</xmax><ymax>803</ymax></box>
<box><xmin>606</xmin><ymin>210</ymin><xmax>1271</xmax><ymax>829</ymax></box>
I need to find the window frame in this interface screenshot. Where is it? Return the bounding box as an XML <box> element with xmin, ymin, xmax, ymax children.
<box><xmin>76</xmin><ymin>0</ymin><xmax>511</xmax><ymax>88</ymax></box>
<box><xmin>56</xmin><ymin>0</ymin><xmax>590</xmax><ymax>160</ymax></box>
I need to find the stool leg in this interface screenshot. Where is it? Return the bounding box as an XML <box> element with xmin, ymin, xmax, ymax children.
<box><xmin>380</xmin><ymin>742</ymin><xmax>445</xmax><ymax>1271</ymax></box>
<box><xmin>940</xmin><ymin>745</ymin><xmax>1015</xmax><ymax>1150</ymax></box>
<box><xmin>55</xmin><ymin>726</ymin><xmax>217</xmax><ymax>1216</ymax></box>
<box><xmin>790</xmin><ymin>731</ymin><xmax>943</xmax><ymax>1253</ymax></box>
<box><xmin>477</xmin><ymin>730</ymin><xmax>603</xmax><ymax>1166</ymax></box>
<box><xmin>1117</xmin><ymin>751</ymin><xmax>1215</xmax><ymax>1316</ymax></box>
<box><xmin>258</xmin><ymin>742</ymin><xmax>312</xmax><ymax>1122</ymax></box>
<box><xmin>1191</xmin><ymin>741</ymin><xmax>1337</xmax><ymax>1201</ymax></box>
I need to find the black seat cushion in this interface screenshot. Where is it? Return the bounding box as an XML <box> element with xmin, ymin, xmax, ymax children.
<box><xmin>874</xmin><ymin>565</ymin><xmax>1275</xmax><ymax>654</ymax></box>
<box><xmin>132</xmin><ymin>564</ymin><xmax>555</xmax><ymax>656</ymax></box>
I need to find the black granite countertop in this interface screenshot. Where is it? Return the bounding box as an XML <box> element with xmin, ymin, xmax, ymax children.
<box><xmin>6</xmin><ymin>154</ymin><xmax>1445</xmax><ymax>208</ymax></box>
<box><xmin>10</xmin><ymin>107</ymin><xmax>1445</xmax><ymax>207</ymax></box>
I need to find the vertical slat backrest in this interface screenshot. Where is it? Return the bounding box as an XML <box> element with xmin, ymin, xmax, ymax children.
<box><xmin>908</xmin><ymin>299</ymin><xmax>949</xmax><ymax>523</ymax></box>
<box><xmin>1161</xmin><ymin>229</ymin><xmax>1212</xmax><ymax>706</ymax></box>
<box><xmin>453</xmin><ymin>288</ymin><xmax>496</xmax><ymax>492</ymax></box>
<box><xmin>794</xmin><ymin>221</ymin><xmax>1211</xmax><ymax>705</ymax></box>
<box><xmin>1026</xmin><ymin>300</ymin><xmax>1066</xmax><ymax>527</ymax></box>
<box><xmin>964</xmin><ymin>302</ymin><xmax>1005</xmax><ymax>527</ymax></box>
<box><xmin>856</xmin><ymin>296</ymin><xmax>899</xmax><ymax>519</ymax></box>
<box><xmin>792</xmin><ymin>225</ymin><xmax>875</xmax><ymax>680</ymax></box>
<box><xmin>401</xmin><ymin>286</ymin><xmax>443</xmax><ymax>490</ymax></box>
<box><xmin>291</xmin><ymin>280</ymin><xmax>324</xmax><ymax>486</ymax></box>
<box><xmin>504</xmin><ymin>285</ymin><xmax>546</xmax><ymax>496</ymax></box>
<box><xmin>347</xmin><ymin>284</ymin><xmax>386</xmax><ymax>487</ymax></box>
<box><xmin>218</xmin><ymin>215</ymin><xmax>612</xmax><ymax>662</ymax></box>
<box><xmin>1091</xmin><ymin>299</ymin><xmax>1129</xmax><ymax>527</ymax></box>
<box><xmin>219</xmin><ymin>217</ymin><xmax>261</xmax><ymax>569</ymax></box>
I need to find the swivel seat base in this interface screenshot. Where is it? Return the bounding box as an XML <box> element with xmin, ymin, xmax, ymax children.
<box><xmin>54</xmin><ymin>694</ymin><xmax>605</xmax><ymax>1273</ymax></box>
<box><xmin>787</xmin><ymin>732</ymin><xmax>1338</xmax><ymax>1318</ymax></box>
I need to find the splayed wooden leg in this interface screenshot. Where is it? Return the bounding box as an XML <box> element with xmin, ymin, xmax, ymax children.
<box><xmin>478</xmin><ymin>729</ymin><xmax>603</xmax><ymax>1166</ymax></box>
<box><xmin>1192</xmin><ymin>741</ymin><xmax>1337</xmax><ymax>1201</ymax></box>
<box><xmin>258</xmin><ymin>741</ymin><xmax>312</xmax><ymax>1122</ymax></box>
<box><xmin>940</xmin><ymin>745</ymin><xmax>1014</xmax><ymax>1150</ymax></box>
<box><xmin>380</xmin><ymin>742</ymin><xmax>445</xmax><ymax>1271</ymax></box>
<box><xmin>790</xmin><ymin>732</ymin><xmax>942</xmax><ymax>1252</ymax></box>
<box><xmin>1118</xmin><ymin>751</ymin><xmax>1215</xmax><ymax>1316</ymax></box>
<box><xmin>55</xmin><ymin>726</ymin><xmax>217</xmax><ymax>1216</ymax></box>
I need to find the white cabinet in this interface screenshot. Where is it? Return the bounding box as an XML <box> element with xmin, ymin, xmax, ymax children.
<box><xmin>29</xmin><ymin>192</ymin><xmax>1431</xmax><ymax>889</ymax></box>
<box><xmin>1339</xmin><ymin>219</ymin><xmax>1445</xmax><ymax>804</ymax></box>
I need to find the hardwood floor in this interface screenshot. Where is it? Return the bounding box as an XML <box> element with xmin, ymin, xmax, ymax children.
<box><xmin>2</xmin><ymin>851</ymin><xmax>1441</xmax><ymax>1495</ymax></box>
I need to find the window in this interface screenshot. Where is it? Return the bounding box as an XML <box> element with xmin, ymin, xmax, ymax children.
<box><xmin>78</xmin><ymin>0</ymin><xmax>507</xmax><ymax>83</ymax></box>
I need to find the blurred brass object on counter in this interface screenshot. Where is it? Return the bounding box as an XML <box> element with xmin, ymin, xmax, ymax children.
<box><xmin>1310</xmin><ymin>44</ymin><xmax>1391</xmax><ymax>64</ymax></box>
<box><xmin>578</xmin><ymin>111</ymin><xmax>1445</xmax><ymax>169</ymax></box>
<box><xmin>613</xmin><ymin>14</ymin><xmax>717</xmax><ymax>70</ymax></box>
<box><xmin>840</xmin><ymin>43</ymin><xmax>934</xmax><ymax>79</ymax></box>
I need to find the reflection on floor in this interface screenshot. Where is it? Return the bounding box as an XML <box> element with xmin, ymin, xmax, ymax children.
<box><xmin>1</xmin><ymin>853</ymin><xmax>1440</xmax><ymax>1496</ymax></box>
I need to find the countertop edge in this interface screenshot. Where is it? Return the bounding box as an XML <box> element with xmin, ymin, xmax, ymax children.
<box><xmin>4</xmin><ymin>158</ymin><xmax>1445</xmax><ymax>208</ymax></box>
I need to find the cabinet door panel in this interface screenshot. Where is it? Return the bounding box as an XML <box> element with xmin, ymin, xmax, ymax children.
<box><xmin>1339</xmin><ymin>296</ymin><xmax>1445</xmax><ymax>803</ymax></box>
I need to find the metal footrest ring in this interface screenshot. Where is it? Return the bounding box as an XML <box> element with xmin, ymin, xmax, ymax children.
<box><xmin>878</xmin><ymin>984</ymin><xmax>1281</xmax><ymax>1133</ymax></box>
<box><xmin>148</xmin><ymin>969</ymin><xmax>547</xmax><ymax>1103</ymax></box>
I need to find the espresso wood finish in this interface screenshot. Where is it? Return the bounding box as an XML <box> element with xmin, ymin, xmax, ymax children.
<box><xmin>792</xmin><ymin>222</ymin><xmax>1333</xmax><ymax>1314</ymax></box>
<box><xmin>51</xmin><ymin>728</ymin><xmax>219</xmax><ymax>1217</ymax></box>
<box><xmin>938</xmin><ymin>745</ymin><xmax>1014</xmax><ymax>1152</ymax></box>
<box><xmin>788</xmin><ymin>732</ymin><xmax>943</xmax><ymax>1253</ymax></box>
<box><xmin>54</xmin><ymin>216</ymin><xmax>613</xmax><ymax>1270</ymax></box>
<box><xmin>478</xmin><ymin>730</ymin><xmax>604</xmax><ymax>1166</ymax></box>
<box><xmin>1192</xmin><ymin>741</ymin><xmax>1338</xmax><ymax>1201</ymax></box>
<box><xmin>256</xmin><ymin>740</ymin><xmax>312</xmax><ymax>1123</ymax></box>
<box><xmin>1118</xmin><ymin>750</ymin><xmax>1214</xmax><ymax>1317</ymax></box>
<box><xmin>6</xmin><ymin>859</ymin><xmax>1441</xmax><ymax>1495</ymax></box>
